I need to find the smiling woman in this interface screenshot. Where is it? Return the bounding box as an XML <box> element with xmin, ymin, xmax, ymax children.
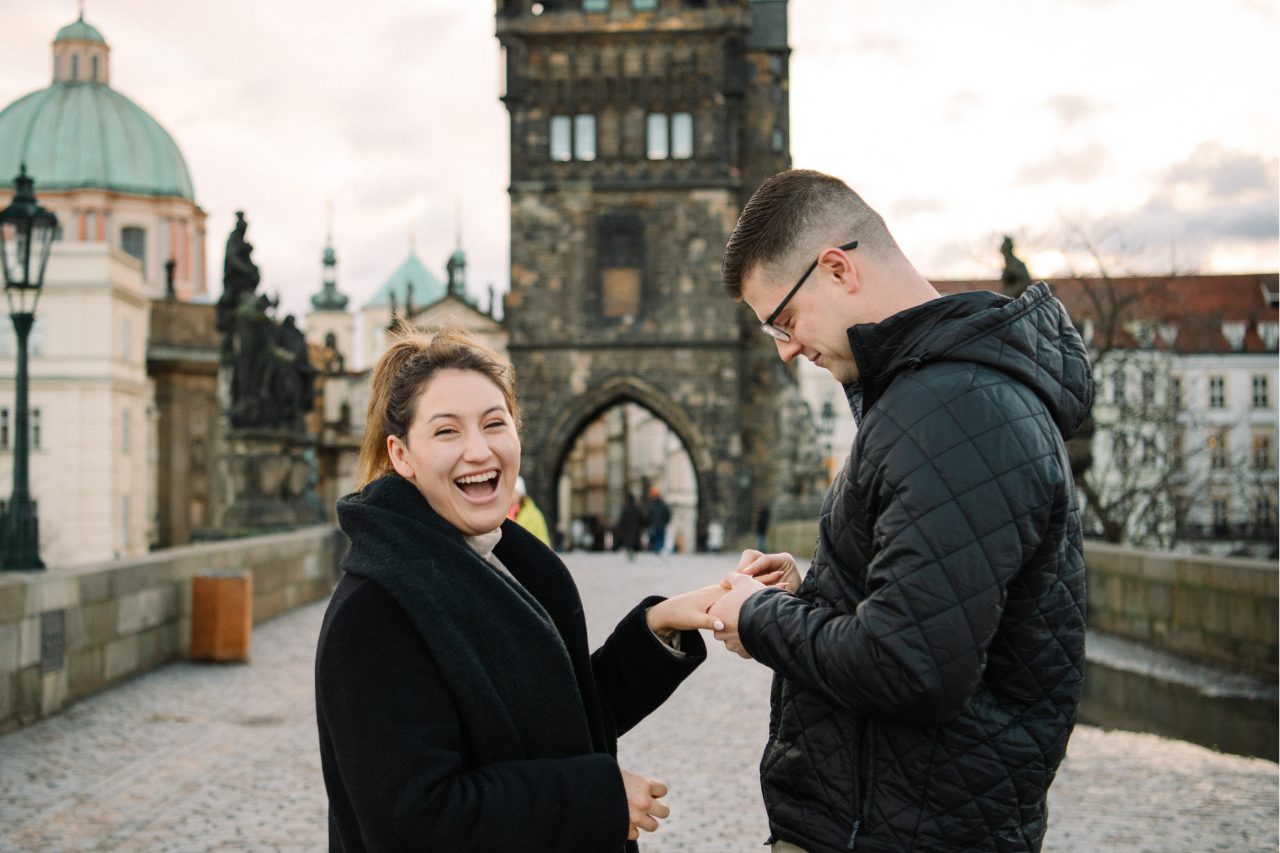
<box><xmin>315</xmin><ymin>323</ymin><xmax>733</xmax><ymax>852</ymax></box>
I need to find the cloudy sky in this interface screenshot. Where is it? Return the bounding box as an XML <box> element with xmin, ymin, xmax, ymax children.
<box><xmin>3</xmin><ymin>0</ymin><xmax>1276</xmax><ymax>323</ymax></box>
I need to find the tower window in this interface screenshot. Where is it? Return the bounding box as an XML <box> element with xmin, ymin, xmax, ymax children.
<box><xmin>123</xmin><ymin>407</ymin><xmax>131</xmax><ymax>454</ymax></box>
<box><xmin>550</xmin><ymin>114</ymin><xmax>597</xmax><ymax>161</ymax></box>
<box><xmin>598</xmin><ymin>213</ymin><xmax>645</xmax><ymax>320</ymax></box>
<box><xmin>92</xmin><ymin>55</ymin><xmax>100</xmax><ymax>81</ymax></box>
<box><xmin>583</xmin><ymin>0</ymin><xmax>609</xmax><ymax>9</ymax></box>
<box><xmin>632</xmin><ymin>0</ymin><xmax>657</xmax><ymax>8</ymax></box>
<box><xmin>647</xmin><ymin>113</ymin><xmax>694</xmax><ymax>160</ymax></box>
<box><xmin>0</xmin><ymin>408</ymin><xmax>8</xmax><ymax>451</ymax></box>
<box><xmin>646</xmin><ymin>114</ymin><xmax>668</xmax><ymax>160</ymax></box>
<box><xmin>32</xmin><ymin>408</ymin><xmax>41</xmax><ymax>451</ymax></box>
<box><xmin>71</xmin><ymin>54</ymin><xmax>80</xmax><ymax>80</ymax></box>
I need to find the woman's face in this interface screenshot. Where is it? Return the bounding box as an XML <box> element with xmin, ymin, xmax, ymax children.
<box><xmin>388</xmin><ymin>368</ymin><xmax>520</xmax><ymax>536</ymax></box>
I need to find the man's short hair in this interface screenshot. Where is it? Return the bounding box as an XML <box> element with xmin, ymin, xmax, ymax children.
<box><xmin>722</xmin><ymin>169</ymin><xmax>896</xmax><ymax>299</ymax></box>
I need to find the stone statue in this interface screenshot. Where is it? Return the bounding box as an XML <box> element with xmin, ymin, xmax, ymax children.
<box><xmin>217</xmin><ymin>212</ymin><xmax>262</xmax><ymax>341</ymax></box>
<box><xmin>1000</xmin><ymin>236</ymin><xmax>1033</xmax><ymax>299</ymax></box>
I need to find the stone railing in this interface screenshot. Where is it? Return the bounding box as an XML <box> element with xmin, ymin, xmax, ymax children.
<box><xmin>0</xmin><ymin>526</ymin><xmax>343</xmax><ymax>732</ymax></box>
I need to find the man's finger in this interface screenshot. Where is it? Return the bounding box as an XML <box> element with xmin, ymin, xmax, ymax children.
<box><xmin>736</xmin><ymin>549</ymin><xmax>763</xmax><ymax>571</ymax></box>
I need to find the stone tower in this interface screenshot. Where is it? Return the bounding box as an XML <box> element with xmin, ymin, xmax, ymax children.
<box><xmin>496</xmin><ymin>0</ymin><xmax>794</xmax><ymax>544</ymax></box>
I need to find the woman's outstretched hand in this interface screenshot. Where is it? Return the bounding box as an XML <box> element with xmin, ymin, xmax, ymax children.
<box><xmin>645</xmin><ymin>585</ymin><xmax>727</xmax><ymax>641</ymax></box>
<box><xmin>619</xmin><ymin>767</ymin><xmax>670</xmax><ymax>840</ymax></box>
<box><xmin>726</xmin><ymin>549</ymin><xmax>801</xmax><ymax>593</ymax></box>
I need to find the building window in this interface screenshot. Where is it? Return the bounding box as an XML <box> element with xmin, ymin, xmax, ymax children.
<box><xmin>1170</xmin><ymin>375</ymin><xmax>1183</xmax><ymax>409</ymax></box>
<box><xmin>71</xmin><ymin>54</ymin><xmax>80</xmax><ymax>80</ymax></box>
<box><xmin>1252</xmin><ymin>431</ymin><xmax>1273</xmax><ymax>470</ymax></box>
<box><xmin>1211</xmin><ymin>497</ymin><xmax>1230</xmax><ymax>532</ymax></box>
<box><xmin>772</xmin><ymin>127</ymin><xmax>786</xmax><ymax>153</ymax></box>
<box><xmin>123</xmin><ymin>408</ymin><xmax>131</xmax><ymax>454</ymax></box>
<box><xmin>121</xmin><ymin>226</ymin><xmax>146</xmax><ymax>274</ymax></box>
<box><xmin>598</xmin><ymin>212</ymin><xmax>644</xmax><ymax>320</ymax></box>
<box><xmin>582</xmin><ymin>0</ymin><xmax>608</xmax><ymax>9</ymax></box>
<box><xmin>632</xmin><ymin>0</ymin><xmax>657</xmax><ymax>8</ymax></box>
<box><xmin>0</xmin><ymin>408</ymin><xmax>8</xmax><ymax>451</ymax></box>
<box><xmin>1209</xmin><ymin>431</ymin><xmax>1228</xmax><ymax>470</ymax></box>
<box><xmin>550</xmin><ymin>114</ymin><xmax>596</xmax><ymax>161</ymax></box>
<box><xmin>1141</xmin><ymin>370</ymin><xmax>1155</xmax><ymax>405</ymax></box>
<box><xmin>92</xmin><ymin>55</ymin><xmax>100</xmax><ymax>81</ymax></box>
<box><xmin>122</xmin><ymin>318</ymin><xmax>133</xmax><ymax>361</ymax></box>
<box><xmin>1111</xmin><ymin>370</ymin><xmax>1126</xmax><ymax>406</ymax></box>
<box><xmin>1252</xmin><ymin>374</ymin><xmax>1270</xmax><ymax>408</ymax></box>
<box><xmin>646</xmin><ymin>113</ymin><xmax>694</xmax><ymax>160</ymax></box>
<box><xmin>1254</xmin><ymin>494</ymin><xmax>1276</xmax><ymax>527</ymax></box>
<box><xmin>1208</xmin><ymin>375</ymin><xmax>1225</xmax><ymax>408</ymax></box>
<box><xmin>1112</xmin><ymin>434</ymin><xmax>1129</xmax><ymax>471</ymax></box>
<box><xmin>31</xmin><ymin>408</ymin><xmax>41</xmax><ymax>451</ymax></box>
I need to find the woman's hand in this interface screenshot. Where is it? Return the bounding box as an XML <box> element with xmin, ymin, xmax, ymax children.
<box><xmin>619</xmin><ymin>767</ymin><xmax>670</xmax><ymax>840</ymax></box>
<box><xmin>725</xmin><ymin>549</ymin><xmax>802</xmax><ymax>592</ymax></box>
<box><xmin>645</xmin><ymin>585</ymin><xmax>727</xmax><ymax>640</ymax></box>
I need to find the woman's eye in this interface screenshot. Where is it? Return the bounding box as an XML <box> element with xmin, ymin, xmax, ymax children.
<box><xmin>485</xmin><ymin>420</ymin><xmax>507</xmax><ymax>430</ymax></box>
<box><xmin>434</xmin><ymin>427</ymin><xmax>458</xmax><ymax>437</ymax></box>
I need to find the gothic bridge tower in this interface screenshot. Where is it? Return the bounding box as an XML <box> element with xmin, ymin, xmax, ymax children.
<box><xmin>496</xmin><ymin>0</ymin><xmax>792</xmax><ymax>545</ymax></box>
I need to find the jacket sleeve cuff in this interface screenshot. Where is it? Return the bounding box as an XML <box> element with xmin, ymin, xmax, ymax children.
<box><xmin>737</xmin><ymin>586</ymin><xmax>785</xmax><ymax>662</ymax></box>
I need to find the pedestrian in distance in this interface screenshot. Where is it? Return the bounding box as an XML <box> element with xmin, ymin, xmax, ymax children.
<box><xmin>753</xmin><ymin>503</ymin><xmax>771</xmax><ymax>552</ymax></box>
<box><xmin>314</xmin><ymin>324</ymin><xmax>734</xmax><ymax>852</ymax></box>
<box><xmin>615</xmin><ymin>492</ymin><xmax>644</xmax><ymax>561</ymax></box>
<box><xmin>508</xmin><ymin>475</ymin><xmax>551</xmax><ymax>547</ymax></box>
<box><xmin>708</xmin><ymin>169</ymin><xmax>1092</xmax><ymax>853</ymax></box>
<box><xmin>646</xmin><ymin>487</ymin><xmax>672</xmax><ymax>554</ymax></box>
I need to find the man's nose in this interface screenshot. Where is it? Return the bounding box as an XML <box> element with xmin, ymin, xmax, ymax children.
<box><xmin>775</xmin><ymin>338</ymin><xmax>802</xmax><ymax>362</ymax></box>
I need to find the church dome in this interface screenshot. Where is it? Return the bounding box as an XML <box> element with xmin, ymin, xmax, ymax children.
<box><xmin>0</xmin><ymin>17</ymin><xmax>195</xmax><ymax>200</ymax></box>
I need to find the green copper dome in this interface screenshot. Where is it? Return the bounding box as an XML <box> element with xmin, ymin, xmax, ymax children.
<box><xmin>55</xmin><ymin>18</ymin><xmax>106</xmax><ymax>45</ymax></box>
<box><xmin>364</xmin><ymin>253</ymin><xmax>445</xmax><ymax>309</ymax></box>
<box><xmin>0</xmin><ymin>85</ymin><xmax>195</xmax><ymax>200</ymax></box>
<box><xmin>0</xmin><ymin>17</ymin><xmax>195</xmax><ymax>201</ymax></box>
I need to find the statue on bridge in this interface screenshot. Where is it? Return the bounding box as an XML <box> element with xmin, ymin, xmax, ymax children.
<box><xmin>1000</xmin><ymin>235</ymin><xmax>1033</xmax><ymax>299</ymax></box>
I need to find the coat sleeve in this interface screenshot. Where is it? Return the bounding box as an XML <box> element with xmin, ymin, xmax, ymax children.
<box><xmin>737</xmin><ymin>379</ymin><xmax>1065</xmax><ymax>723</ymax></box>
<box><xmin>590</xmin><ymin>595</ymin><xmax>707</xmax><ymax>736</ymax></box>
<box><xmin>316</xmin><ymin>580</ymin><xmax>629</xmax><ymax>853</ymax></box>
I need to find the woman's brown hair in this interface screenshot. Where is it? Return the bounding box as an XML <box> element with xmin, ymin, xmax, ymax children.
<box><xmin>355</xmin><ymin>322</ymin><xmax>520</xmax><ymax>489</ymax></box>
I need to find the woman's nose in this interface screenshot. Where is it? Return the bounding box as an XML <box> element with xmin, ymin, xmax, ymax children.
<box><xmin>461</xmin><ymin>428</ymin><xmax>491</xmax><ymax>460</ymax></box>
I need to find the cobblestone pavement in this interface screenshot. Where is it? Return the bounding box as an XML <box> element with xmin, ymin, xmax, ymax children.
<box><xmin>0</xmin><ymin>553</ymin><xmax>1275</xmax><ymax>852</ymax></box>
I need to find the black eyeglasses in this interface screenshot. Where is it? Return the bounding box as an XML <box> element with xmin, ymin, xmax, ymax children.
<box><xmin>760</xmin><ymin>240</ymin><xmax>858</xmax><ymax>342</ymax></box>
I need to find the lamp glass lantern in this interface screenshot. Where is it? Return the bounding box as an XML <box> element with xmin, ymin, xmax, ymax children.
<box><xmin>0</xmin><ymin>164</ymin><xmax>58</xmax><ymax>315</ymax></box>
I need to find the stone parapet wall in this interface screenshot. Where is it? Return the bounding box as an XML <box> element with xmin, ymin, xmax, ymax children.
<box><xmin>757</xmin><ymin>522</ymin><xmax>1277</xmax><ymax>677</ymax></box>
<box><xmin>0</xmin><ymin>526</ymin><xmax>343</xmax><ymax>732</ymax></box>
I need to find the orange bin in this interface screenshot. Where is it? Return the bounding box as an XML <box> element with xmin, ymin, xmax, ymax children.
<box><xmin>190</xmin><ymin>572</ymin><xmax>253</xmax><ymax>662</ymax></box>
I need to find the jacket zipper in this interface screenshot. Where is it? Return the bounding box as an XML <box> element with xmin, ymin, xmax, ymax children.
<box><xmin>848</xmin><ymin>719</ymin><xmax>876</xmax><ymax>849</ymax></box>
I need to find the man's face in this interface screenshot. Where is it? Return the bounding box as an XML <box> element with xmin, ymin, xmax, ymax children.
<box><xmin>740</xmin><ymin>255</ymin><xmax>861</xmax><ymax>385</ymax></box>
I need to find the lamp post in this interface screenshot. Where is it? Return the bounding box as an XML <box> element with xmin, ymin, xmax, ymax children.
<box><xmin>0</xmin><ymin>165</ymin><xmax>57</xmax><ymax>570</ymax></box>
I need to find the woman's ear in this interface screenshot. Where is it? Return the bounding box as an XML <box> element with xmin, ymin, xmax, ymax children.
<box><xmin>387</xmin><ymin>434</ymin><xmax>415</xmax><ymax>480</ymax></box>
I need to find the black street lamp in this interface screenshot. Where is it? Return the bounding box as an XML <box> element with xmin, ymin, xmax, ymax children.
<box><xmin>0</xmin><ymin>165</ymin><xmax>57</xmax><ymax>571</ymax></box>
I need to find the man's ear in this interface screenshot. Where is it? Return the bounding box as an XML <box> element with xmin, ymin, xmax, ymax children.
<box><xmin>825</xmin><ymin>245</ymin><xmax>861</xmax><ymax>295</ymax></box>
<box><xmin>387</xmin><ymin>434</ymin><xmax>414</xmax><ymax>480</ymax></box>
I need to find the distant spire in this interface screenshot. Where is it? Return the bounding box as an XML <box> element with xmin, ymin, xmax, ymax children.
<box><xmin>310</xmin><ymin>199</ymin><xmax>348</xmax><ymax>312</ymax></box>
<box><xmin>455</xmin><ymin>199</ymin><xmax>463</xmax><ymax>250</ymax></box>
<box><xmin>78</xmin><ymin>0</ymin><xmax>85</xmax><ymax>21</ymax></box>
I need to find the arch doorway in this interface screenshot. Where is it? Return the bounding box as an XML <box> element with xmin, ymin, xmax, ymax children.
<box><xmin>554</xmin><ymin>402</ymin><xmax>700</xmax><ymax>554</ymax></box>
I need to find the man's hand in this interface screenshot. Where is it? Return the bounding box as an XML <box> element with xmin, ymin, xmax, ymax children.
<box><xmin>645</xmin><ymin>585</ymin><xmax>727</xmax><ymax>641</ymax></box>
<box><xmin>709</xmin><ymin>572</ymin><xmax>766</xmax><ymax>659</ymax></box>
<box><xmin>619</xmin><ymin>767</ymin><xmax>670</xmax><ymax>840</ymax></box>
<box><xmin>728</xmin><ymin>549</ymin><xmax>802</xmax><ymax>592</ymax></box>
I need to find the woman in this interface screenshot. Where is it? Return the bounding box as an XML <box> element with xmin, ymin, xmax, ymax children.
<box><xmin>315</xmin><ymin>327</ymin><xmax>725</xmax><ymax>852</ymax></box>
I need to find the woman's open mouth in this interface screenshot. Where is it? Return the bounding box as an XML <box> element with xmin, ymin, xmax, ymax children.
<box><xmin>454</xmin><ymin>469</ymin><xmax>500</xmax><ymax>502</ymax></box>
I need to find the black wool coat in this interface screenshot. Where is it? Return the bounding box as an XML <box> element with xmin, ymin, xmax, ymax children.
<box><xmin>740</xmin><ymin>284</ymin><xmax>1092</xmax><ymax>852</ymax></box>
<box><xmin>315</xmin><ymin>474</ymin><xmax>706</xmax><ymax>852</ymax></box>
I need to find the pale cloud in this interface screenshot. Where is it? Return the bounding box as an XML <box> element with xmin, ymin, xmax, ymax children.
<box><xmin>1015</xmin><ymin>145</ymin><xmax>1111</xmax><ymax>186</ymax></box>
<box><xmin>1044</xmin><ymin>94</ymin><xmax>1108</xmax><ymax>129</ymax></box>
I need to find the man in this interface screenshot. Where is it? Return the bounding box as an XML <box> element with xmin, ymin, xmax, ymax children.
<box><xmin>708</xmin><ymin>169</ymin><xmax>1091</xmax><ymax>853</ymax></box>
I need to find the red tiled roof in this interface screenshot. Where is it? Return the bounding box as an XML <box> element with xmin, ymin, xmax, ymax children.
<box><xmin>933</xmin><ymin>273</ymin><xmax>1280</xmax><ymax>354</ymax></box>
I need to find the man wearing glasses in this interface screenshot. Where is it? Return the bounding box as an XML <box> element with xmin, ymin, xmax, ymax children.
<box><xmin>708</xmin><ymin>169</ymin><xmax>1092</xmax><ymax>853</ymax></box>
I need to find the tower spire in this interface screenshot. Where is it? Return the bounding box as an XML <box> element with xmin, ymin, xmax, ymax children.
<box><xmin>310</xmin><ymin>199</ymin><xmax>348</xmax><ymax>313</ymax></box>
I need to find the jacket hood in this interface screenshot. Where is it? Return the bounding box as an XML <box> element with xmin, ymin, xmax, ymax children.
<box><xmin>848</xmin><ymin>282</ymin><xmax>1093</xmax><ymax>438</ymax></box>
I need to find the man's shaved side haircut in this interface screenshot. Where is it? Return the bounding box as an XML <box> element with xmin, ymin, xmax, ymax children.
<box><xmin>721</xmin><ymin>169</ymin><xmax>896</xmax><ymax>299</ymax></box>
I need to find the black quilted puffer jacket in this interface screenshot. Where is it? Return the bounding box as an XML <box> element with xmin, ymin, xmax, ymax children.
<box><xmin>739</xmin><ymin>283</ymin><xmax>1092</xmax><ymax>853</ymax></box>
